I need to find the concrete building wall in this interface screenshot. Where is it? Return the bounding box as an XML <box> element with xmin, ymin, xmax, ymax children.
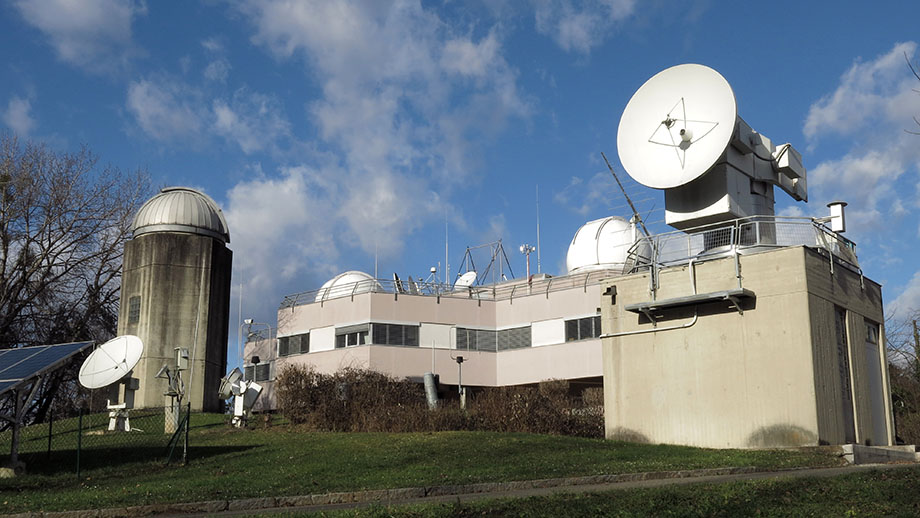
<box><xmin>601</xmin><ymin>246</ymin><xmax>891</xmax><ymax>448</ymax></box>
<box><xmin>117</xmin><ymin>232</ymin><xmax>231</xmax><ymax>412</ymax></box>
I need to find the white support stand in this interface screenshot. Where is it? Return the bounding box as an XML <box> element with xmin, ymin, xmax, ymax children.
<box><xmin>106</xmin><ymin>377</ymin><xmax>138</xmax><ymax>432</ymax></box>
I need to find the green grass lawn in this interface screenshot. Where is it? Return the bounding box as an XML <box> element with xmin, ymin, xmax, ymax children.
<box><xmin>1</xmin><ymin>414</ymin><xmax>846</xmax><ymax>514</ymax></box>
<box><xmin>270</xmin><ymin>466</ymin><xmax>920</xmax><ymax>518</ymax></box>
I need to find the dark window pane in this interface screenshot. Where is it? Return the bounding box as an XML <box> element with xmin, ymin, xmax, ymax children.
<box><xmin>335</xmin><ymin>334</ymin><xmax>346</xmax><ymax>348</ymax></box>
<box><xmin>300</xmin><ymin>333</ymin><xmax>310</xmax><ymax>353</ymax></box>
<box><xmin>579</xmin><ymin>318</ymin><xmax>592</xmax><ymax>341</ymax></box>
<box><xmin>128</xmin><ymin>296</ymin><xmax>141</xmax><ymax>324</ymax></box>
<box><xmin>592</xmin><ymin>316</ymin><xmax>602</xmax><ymax>338</ymax></box>
<box><xmin>565</xmin><ymin>320</ymin><xmax>578</xmax><ymax>341</ymax></box>
<box><xmin>244</xmin><ymin>365</ymin><xmax>254</xmax><ymax>381</ymax></box>
<box><xmin>476</xmin><ymin>329</ymin><xmax>496</xmax><ymax>352</ymax></box>
<box><xmin>279</xmin><ymin>336</ymin><xmax>290</xmax><ymax>356</ymax></box>
<box><xmin>373</xmin><ymin>323</ymin><xmax>387</xmax><ymax>345</ymax></box>
<box><xmin>255</xmin><ymin>364</ymin><xmax>271</xmax><ymax>381</ymax></box>
<box><xmin>456</xmin><ymin>328</ymin><xmax>469</xmax><ymax>350</ymax></box>
<box><xmin>404</xmin><ymin>325</ymin><xmax>419</xmax><ymax>346</ymax></box>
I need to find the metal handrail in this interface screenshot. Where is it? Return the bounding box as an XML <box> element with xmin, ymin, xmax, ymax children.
<box><xmin>279</xmin><ymin>216</ymin><xmax>859</xmax><ymax>310</ymax></box>
<box><xmin>280</xmin><ymin>269</ymin><xmax>621</xmax><ymax>309</ymax></box>
<box><xmin>625</xmin><ymin>216</ymin><xmax>858</xmax><ymax>274</ymax></box>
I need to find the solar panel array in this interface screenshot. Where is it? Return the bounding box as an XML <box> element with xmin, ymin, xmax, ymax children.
<box><xmin>0</xmin><ymin>341</ymin><xmax>93</xmax><ymax>397</ymax></box>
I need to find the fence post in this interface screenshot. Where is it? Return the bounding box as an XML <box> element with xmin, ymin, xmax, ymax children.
<box><xmin>76</xmin><ymin>408</ymin><xmax>83</xmax><ymax>477</ymax></box>
<box><xmin>183</xmin><ymin>402</ymin><xmax>190</xmax><ymax>465</ymax></box>
<box><xmin>46</xmin><ymin>405</ymin><xmax>54</xmax><ymax>460</ymax></box>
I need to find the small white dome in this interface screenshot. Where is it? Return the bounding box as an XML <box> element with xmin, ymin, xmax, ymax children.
<box><xmin>132</xmin><ymin>187</ymin><xmax>230</xmax><ymax>243</ymax></box>
<box><xmin>314</xmin><ymin>271</ymin><xmax>382</xmax><ymax>302</ymax></box>
<box><xmin>566</xmin><ymin>216</ymin><xmax>648</xmax><ymax>274</ymax></box>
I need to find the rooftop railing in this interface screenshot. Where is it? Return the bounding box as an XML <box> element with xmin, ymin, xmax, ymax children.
<box><xmin>279</xmin><ymin>216</ymin><xmax>859</xmax><ymax>310</ymax></box>
<box><xmin>626</xmin><ymin>216</ymin><xmax>858</xmax><ymax>271</ymax></box>
<box><xmin>280</xmin><ymin>268</ymin><xmax>620</xmax><ymax>309</ymax></box>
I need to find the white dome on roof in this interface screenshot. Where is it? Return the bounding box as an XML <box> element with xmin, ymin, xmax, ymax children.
<box><xmin>566</xmin><ymin>216</ymin><xmax>648</xmax><ymax>274</ymax></box>
<box><xmin>315</xmin><ymin>271</ymin><xmax>382</xmax><ymax>302</ymax></box>
<box><xmin>132</xmin><ymin>187</ymin><xmax>230</xmax><ymax>243</ymax></box>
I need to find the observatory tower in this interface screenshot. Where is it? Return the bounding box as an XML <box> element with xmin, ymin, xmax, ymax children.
<box><xmin>116</xmin><ymin>187</ymin><xmax>232</xmax><ymax>412</ymax></box>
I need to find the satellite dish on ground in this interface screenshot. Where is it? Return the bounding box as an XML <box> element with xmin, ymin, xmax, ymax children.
<box><xmin>454</xmin><ymin>271</ymin><xmax>477</xmax><ymax>290</ymax></box>
<box><xmin>78</xmin><ymin>335</ymin><xmax>143</xmax><ymax>389</ymax></box>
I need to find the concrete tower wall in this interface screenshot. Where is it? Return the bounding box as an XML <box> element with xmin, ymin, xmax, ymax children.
<box><xmin>117</xmin><ymin>232</ymin><xmax>232</xmax><ymax>412</ymax></box>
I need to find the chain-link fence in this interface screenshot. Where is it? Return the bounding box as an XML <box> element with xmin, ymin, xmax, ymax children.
<box><xmin>1</xmin><ymin>404</ymin><xmax>191</xmax><ymax>476</ymax></box>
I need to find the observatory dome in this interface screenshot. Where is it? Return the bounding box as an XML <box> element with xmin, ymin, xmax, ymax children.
<box><xmin>566</xmin><ymin>216</ymin><xmax>649</xmax><ymax>274</ymax></box>
<box><xmin>132</xmin><ymin>187</ymin><xmax>230</xmax><ymax>243</ymax></box>
<box><xmin>315</xmin><ymin>271</ymin><xmax>382</xmax><ymax>302</ymax></box>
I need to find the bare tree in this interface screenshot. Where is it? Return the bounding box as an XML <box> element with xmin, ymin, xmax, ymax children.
<box><xmin>0</xmin><ymin>134</ymin><xmax>150</xmax><ymax>423</ymax></box>
<box><xmin>907</xmin><ymin>52</ymin><xmax>920</xmax><ymax>135</ymax></box>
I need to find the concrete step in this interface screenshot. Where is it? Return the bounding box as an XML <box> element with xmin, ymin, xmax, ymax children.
<box><xmin>840</xmin><ymin>444</ymin><xmax>920</xmax><ymax>464</ymax></box>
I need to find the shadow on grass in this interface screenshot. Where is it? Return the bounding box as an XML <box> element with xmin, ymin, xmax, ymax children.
<box><xmin>13</xmin><ymin>444</ymin><xmax>257</xmax><ymax>477</ymax></box>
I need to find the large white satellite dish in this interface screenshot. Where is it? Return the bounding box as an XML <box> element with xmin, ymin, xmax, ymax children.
<box><xmin>78</xmin><ymin>335</ymin><xmax>144</xmax><ymax>389</ymax></box>
<box><xmin>617</xmin><ymin>64</ymin><xmax>737</xmax><ymax>190</ymax></box>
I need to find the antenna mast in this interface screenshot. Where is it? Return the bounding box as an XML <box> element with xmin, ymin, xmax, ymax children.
<box><xmin>601</xmin><ymin>151</ymin><xmax>651</xmax><ymax>237</ymax></box>
<box><xmin>536</xmin><ymin>184</ymin><xmax>542</xmax><ymax>274</ymax></box>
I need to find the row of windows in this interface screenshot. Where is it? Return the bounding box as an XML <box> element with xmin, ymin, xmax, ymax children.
<box><xmin>278</xmin><ymin>333</ymin><xmax>310</xmax><ymax>356</ymax></box>
<box><xmin>565</xmin><ymin>316</ymin><xmax>602</xmax><ymax>342</ymax></box>
<box><xmin>456</xmin><ymin>326</ymin><xmax>532</xmax><ymax>352</ymax></box>
<box><xmin>276</xmin><ymin>318</ymin><xmax>601</xmax><ymax>356</ymax></box>
<box><xmin>244</xmin><ymin>363</ymin><xmax>271</xmax><ymax>382</ymax></box>
<box><xmin>332</xmin><ymin>323</ymin><xmax>420</xmax><ymax>348</ymax></box>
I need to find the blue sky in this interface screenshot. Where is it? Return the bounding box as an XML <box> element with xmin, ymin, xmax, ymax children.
<box><xmin>2</xmin><ymin>0</ymin><xmax>920</xmax><ymax>339</ymax></box>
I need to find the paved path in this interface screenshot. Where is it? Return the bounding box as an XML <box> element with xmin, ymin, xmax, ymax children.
<box><xmin>154</xmin><ymin>463</ymin><xmax>918</xmax><ymax>518</ymax></box>
<box><xmin>7</xmin><ymin>463</ymin><xmax>918</xmax><ymax>518</ymax></box>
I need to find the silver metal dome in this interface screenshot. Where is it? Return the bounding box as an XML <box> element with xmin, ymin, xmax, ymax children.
<box><xmin>132</xmin><ymin>187</ymin><xmax>230</xmax><ymax>243</ymax></box>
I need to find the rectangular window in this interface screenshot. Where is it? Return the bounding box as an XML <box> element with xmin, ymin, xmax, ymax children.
<box><xmin>456</xmin><ymin>328</ymin><xmax>470</xmax><ymax>350</ymax></box>
<box><xmin>498</xmin><ymin>326</ymin><xmax>531</xmax><ymax>350</ymax></box>
<box><xmin>278</xmin><ymin>333</ymin><xmax>309</xmax><ymax>356</ymax></box>
<box><xmin>278</xmin><ymin>336</ymin><xmax>290</xmax><ymax>357</ymax></box>
<box><xmin>128</xmin><ymin>296</ymin><xmax>141</xmax><ymax>325</ymax></box>
<box><xmin>455</xmin><ymin>328</ymin><xmax>499</xmax><ymax>351</ymax></box>
<box><xmin>369</xmin><ymin>323</ymin><xmax>420</xmax><ymax>346</ymax></box>
<box><xmin>254</xmin><ymin>363</ymin><xmax>271</xmax><ymax>382</ymax></box>
<box><xmin>244</xmin><ymin>365</ymin><xmax>254</xmax><ymax>381</ymax></box>
<box><xmin>565</xmin><ymin>316</ymin><xmax>602</xmax><ymax>342</ymax></box>
<box><xmin>336</xmin><ymin>324</ymin><xmax>369</xmax><ymax>348</ymax></box>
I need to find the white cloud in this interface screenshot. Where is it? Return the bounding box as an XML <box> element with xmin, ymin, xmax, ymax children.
<box><xmin>555</xmin><ymin>172</ymin><xmax>616</xmax><ymax>216</ymax></box>
<box><xmin>15</xmin><ymin>0</ymin><xmax>146</xmax><ymax>72</ymax></box>
<box><xmin>2</xmin><ymin>96</ymin><xmax>36</xmax><ymax>136</ymax></box>
<box><xmin>805</xmin><ymin>42</ymin><xmax>920</xmax><ymax>141</ymax></box>
<box><xmin>532</xmin><ymin>0</ymin><xmax>636</xmax><ymax>54</ymax></box>
<box><xmin>803</xmin><ymin>42</ymin><xmax>920</xmax><ymax>240</ymax></box>
<box><xmin>238</xmin><ymin>0</ymin><xmax>530</xmax><ymax>258</ymax></box>
<box><xmin>440</xmin><ymin>33</ymin><xmax>500</xmax><ymax>77</ymax></box>
<box><xmin>888</xmin><ymin>270</ymin><xmax>920</xmax><ymax>320</ymax></box>
<box><xmin>126</xmin><ymin>78</ymin><xmax>205</xmax><ymax>142</ymax></box>
<box><xmin>201</xmin><ymin>37</ymin><xmax>223</xmax><ymax>53</ymax></box>
<box><xmin>204</xmin><ymin>59</ymin><xmax>231</xmax><ymax>82</ymax></box>
<box><xmin>223</xmin><ymin>165</ymin><xmax>342</xmax><ymax>316</ymax></box>
<box><xmin>212</xmin><ymin>90</ymin><xmax>291</xmax><ymax>154</ymax></box>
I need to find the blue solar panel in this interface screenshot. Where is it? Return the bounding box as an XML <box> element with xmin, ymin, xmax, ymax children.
<box><xmin>0</xmin><ymin>341</ymin><xmax>93</xmax><ymax>396</ymax></box>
